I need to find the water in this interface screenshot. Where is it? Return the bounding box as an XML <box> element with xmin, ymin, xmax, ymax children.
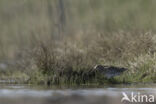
<box><xmin>0</xmin><ymin>84</ymin><xmax>156</xmax><ymax>104</ymax></box>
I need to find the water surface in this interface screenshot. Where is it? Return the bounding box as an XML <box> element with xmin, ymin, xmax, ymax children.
<box><xmin>0</xmin><ymin>84</ymin><xmax>156</xmax><ymax>104</ymax></box>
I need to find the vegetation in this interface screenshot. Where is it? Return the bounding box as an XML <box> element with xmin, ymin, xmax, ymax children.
<box><xmin>0</xmin><ymin>0</ymin><xmax>156</xmax><ymax>85</ymax></box>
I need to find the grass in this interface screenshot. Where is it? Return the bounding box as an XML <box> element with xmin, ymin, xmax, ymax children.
<box><xmin>0</xmin><ymin>0</ymin><xmax>156</xmax><ymax>85</ymax></box>
<box><xmin>27</xmin><ymin>31</ymin><xmax>156</xmax><ymax>85</ymax></box>
<box><xmin>114</xmin><ymin>54</ymin><xmax>156</xmax><ymax>84</ymax></box>
<box><xmin>0</xmin><ymin>70</ymin><xmax>29</xmax><ymax>84</ymax></box>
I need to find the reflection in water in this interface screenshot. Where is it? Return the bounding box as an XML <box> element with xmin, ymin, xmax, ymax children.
<box><xmin>0</xmin><ymin>84</ymin><xmax>155</xmax><ymax>104</ymax></box>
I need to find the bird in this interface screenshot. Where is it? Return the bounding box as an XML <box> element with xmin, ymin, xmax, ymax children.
<box><xmin>93</xmin><ymin>65</ymin><xmax>128</xmax><ymax>78</ymax></box>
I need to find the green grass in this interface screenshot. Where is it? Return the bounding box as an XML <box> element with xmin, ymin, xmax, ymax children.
<box><xmin>0</xmin><ymin>0</ymin><xmax>156</xmax><ymax>85</ymax></box>
<box><xmin>114</xmin><ymin>54</ymin><xmax>156</xmax><ymax>84</ymax></box>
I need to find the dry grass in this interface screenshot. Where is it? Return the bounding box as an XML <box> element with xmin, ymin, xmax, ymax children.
<box><xmin>27</xmin><ymin>31</ymin><xmax>156</xmax><ymax>85</ymax></box>
<box><xmin>0</xmin><ymin>0</ymin><xmax>156</xmax><ymax>84</ymax></box>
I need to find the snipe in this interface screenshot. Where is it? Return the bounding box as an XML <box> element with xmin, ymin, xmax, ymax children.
<box><xmin>93</xmin><ymin>65</ymin><xmax>128</xmax><ymax>78</ymax></box>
